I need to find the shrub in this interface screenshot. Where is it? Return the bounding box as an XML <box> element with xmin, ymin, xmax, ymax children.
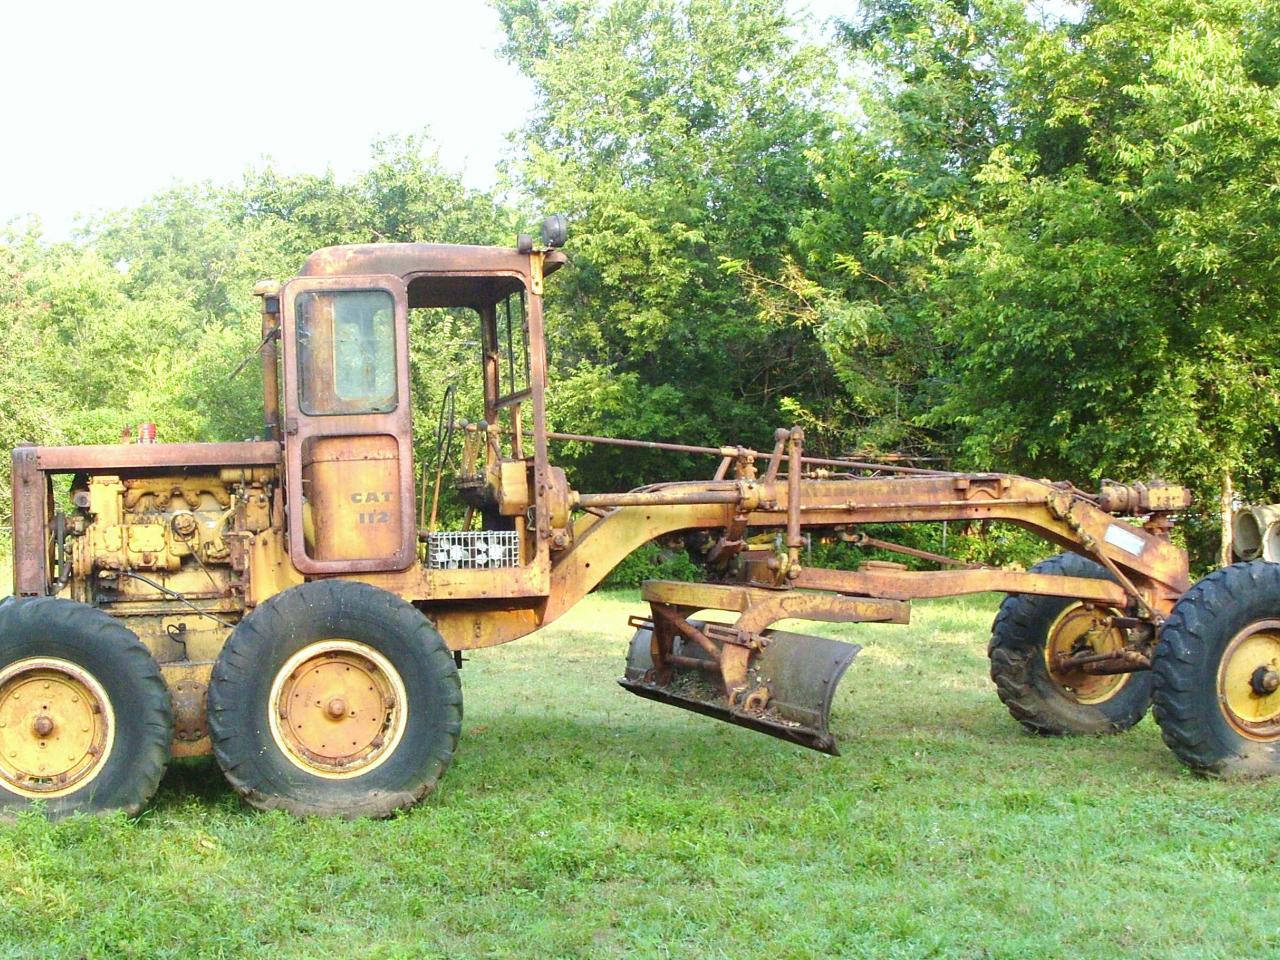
<box><xmin>600</xmin><ymin>542</ymin><xmax>701</xmax><ymax>589</ymax></box>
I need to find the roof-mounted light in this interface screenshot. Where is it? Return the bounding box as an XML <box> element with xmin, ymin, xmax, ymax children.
<box><xmin>540</xmin><ymin>214</ymin><xmax>568</xmax><ymax>249</ymax></box>
<box><xmin>517</xmin><ymin>214</ymin><xmax>569</xmax><ymax>254</ymax></box>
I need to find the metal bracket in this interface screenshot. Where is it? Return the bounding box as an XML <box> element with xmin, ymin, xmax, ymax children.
<box><xmin>530</xmin><ymin>252</ymin><xmax>544</xmax><ymax>295</ymax></box>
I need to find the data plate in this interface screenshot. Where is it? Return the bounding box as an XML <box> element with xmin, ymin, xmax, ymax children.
<box><xmin>1104</xmin><ymin>523</ymin><xmax>1146</xmax><ymax>556</ymax></box>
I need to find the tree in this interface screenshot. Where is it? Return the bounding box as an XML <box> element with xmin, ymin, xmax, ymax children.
<box><xmin>928</xmin><ymin>0</ymin><xmax>1280</xmax><ymax>566</ymax></box>
<box><xmin>494</xmin><ymin>0</ymin><xmax>841</xmax><ymax>489</ymax></box>
<box><xmin>787</xmin><ymin>0</ymin><xmax>1280</xmax><ymax>567</ymax></box>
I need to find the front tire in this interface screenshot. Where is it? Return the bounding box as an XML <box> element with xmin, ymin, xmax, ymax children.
<box><xmin>0</xmin><ymin>598</ymin><xmax>172</xmax><ymax>818</ymax></box>
<box><xmin>208</xmin><ymin>580</ymin><xmax>462</xmax><ymax>817</ymax></box>
<box><xmin>1153</xmin><ymin>560</ymin><xmax>1280</xmax><ymax>776</ymax></box>
<box><xmin>989</xmin><ymin>552</ymin><xmax>1154</xmax><ymax>734</ymax></box>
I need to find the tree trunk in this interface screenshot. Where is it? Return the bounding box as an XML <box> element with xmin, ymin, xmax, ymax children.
<box><xmin>1220</xmin><ymin>469</ymin><xmax>1234</xmax><ymax>568</ymax></box>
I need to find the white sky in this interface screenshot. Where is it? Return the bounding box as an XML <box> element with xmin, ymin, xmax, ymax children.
<box><xmin>4</xmin><ymin>1</ymin><xmax>1078</xmax><ymax>239</ymax></box>
<box><xmin>1</xmin><ymin>0</ymin><xmax>855</xmax><ymax>239</ymax></box>
<box><xmin>1</xmin><ymin>2</ymin><xmax>523</xmax><ymax>237</ymax></box>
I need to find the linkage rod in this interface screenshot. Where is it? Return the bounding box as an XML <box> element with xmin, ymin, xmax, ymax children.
<box><xmin>547</xmin><ymin>431</ymin><xmax>948</xmax><ymax>476</ymax></box>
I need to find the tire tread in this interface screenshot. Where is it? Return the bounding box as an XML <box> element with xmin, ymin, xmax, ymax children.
<box><xmin>208</xmin><ymin>580</ymin><xmax>461</xmax><ymax>818</ymax></box>
<box><xmin>989</xmin><ymin>552</ymin><xmax>1153</xmax><ymax>735</ymax></box>
<box><xmin>0</xmin><ymin>598</ymin><xmax>172</xmax><ymax>818</ymax></box>
<box><xmin>1152</xmin><ymin>560</ymin><xmax>1280</xmax><ymax>776</ymax></box>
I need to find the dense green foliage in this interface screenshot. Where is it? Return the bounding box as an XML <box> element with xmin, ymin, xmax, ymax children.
<box><xmin>502</xmin><ymin>0</ymin><xmax>1280</xmax><ymax>566</ymax></box>
<box><xmin>495</xmin><ymin>0</ymin><xmax>843</xmax><ymax>490</ymax></box>
<box><xmin>791</xmin><ymin>0</ymin><xmax>1280</xmax><ymax>564</ymax></box>
<box><xmin>4</xmin><ymin>590</ymin><xmax>1280</xmax><ymax>958</ymax></box>
<box><xmin>2</xmin><ymin>1</ymin><xmax>1277</xmax><ymax>568</ymax></box>
<box><xmin>600</xmin><ymin>540</ymin><xmax>702</xmax><ymax>588</ymax></box>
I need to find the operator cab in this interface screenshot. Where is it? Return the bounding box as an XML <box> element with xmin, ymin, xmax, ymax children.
<box><xmin>276</xmin><ymin>241</ymin><xmax>566</xmax><ymax>581</ymax></box>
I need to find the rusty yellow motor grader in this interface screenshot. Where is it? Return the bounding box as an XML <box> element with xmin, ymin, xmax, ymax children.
<box><xmin>5</xmin><ymin>220</ymin><xmax>1280</xmax><ymax>818</ymax></box>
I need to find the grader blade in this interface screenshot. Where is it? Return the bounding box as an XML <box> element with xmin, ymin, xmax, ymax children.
<box><xmin>619</xmin><ymin>622</ymin><xmax>861</xmax><ymax>754</ymax></box>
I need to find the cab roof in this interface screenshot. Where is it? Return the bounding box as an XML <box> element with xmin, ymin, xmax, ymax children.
<box><xmin>300</xmin><ymin>243</ymin><xmax>566</xmax><ymax>281</ymax></box>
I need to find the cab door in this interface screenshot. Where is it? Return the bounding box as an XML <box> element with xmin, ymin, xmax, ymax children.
<box><xmin>279</xmin><ymin>275</ymin><xmax>415</xmax><ymax>575</ymax></box>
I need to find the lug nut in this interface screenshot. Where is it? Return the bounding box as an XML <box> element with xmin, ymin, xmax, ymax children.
<box><xmin>1250</xmin><ymin>666</ymin><xmax>1280</xmax><ymax>696</ymax></box>
<box><xmin>33</xmin><ymin>715</ymin><xmax>55</xmax><ymax>738</ymax></box>
<box><xmin>326</xmin><ymin>698</ymin><xmax>347</xmax><ymax>719</ymax></box>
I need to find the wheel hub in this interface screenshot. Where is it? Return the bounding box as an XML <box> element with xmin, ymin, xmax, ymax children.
<box><xmin>1218</xmin><ymin>621</ymin><xmax>1280</xmax><ymax>740</ymax></box>
<box><xmin>1250</xmin><ymin>666</ymin><xmax>1280</xmax><ymax>696</ymax></box>
<box><xmin>268</xmin><ymin>640</ymin><xmax>407</xmax><ymax>779</ymax></box>
<box><xmin>0</xmin><ymin>658</ymin><xmax>115</xmax><ymax>798</ymax></box>
<box><xmin>1044</xmin><ymin>604</ymin><xmax>1131</xmax><ymax>704</ymax></box>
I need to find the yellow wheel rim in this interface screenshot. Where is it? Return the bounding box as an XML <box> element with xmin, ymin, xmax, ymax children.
<box><xmin>1043</xmin><ymin>604</ymin><xmax>1131</xmax><ymax>705</ymax></box>
<box><xmin>268</xmin><ymin>640</ymin><xmax>407</xmax><ymax>780</ymax></box>
<box><xmin>0</xmin><ymin>658</ymin><xmax>115</xmax><ymax>799</ymax></box>
<box><xmin>1217</xmin><ymin>620</ymin><xmax>1280</xmax><ymax>741</ymax></box>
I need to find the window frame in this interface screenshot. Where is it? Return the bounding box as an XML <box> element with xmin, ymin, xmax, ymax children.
<box><xmin>295</xmin><ymin>286</ymin><xmax>400</xmax><ymax>417</ymax></box>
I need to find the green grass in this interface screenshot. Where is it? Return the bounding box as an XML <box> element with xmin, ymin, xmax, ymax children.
<box><xmin>3</xmin><ymin>590</ymin><xmax>1279</xmax><ymax>959</ymax></box>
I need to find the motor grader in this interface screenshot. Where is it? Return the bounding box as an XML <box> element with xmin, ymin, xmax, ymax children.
<box><xmin>4</xmin><ymin>220</ymin><xmax>1280</xmax><ymax>818</ymax></box>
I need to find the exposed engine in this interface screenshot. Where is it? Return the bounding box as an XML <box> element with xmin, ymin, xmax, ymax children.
<box><xmin>58</xmin><ymin>468</ymin><xmax>276</xmax><ymax>657</ymax></box>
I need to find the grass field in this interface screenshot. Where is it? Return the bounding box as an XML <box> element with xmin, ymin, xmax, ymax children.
<box><xmin>2</xmin><ymin>589</ymin><xmax>1279</xmax><ymax>959</ymax></box>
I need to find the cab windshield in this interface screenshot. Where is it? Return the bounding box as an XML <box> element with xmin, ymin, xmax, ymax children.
<box><xmin>296</xmin><ymin>288</ymin><xmax>398</xmax><ymax>415</ymax></box>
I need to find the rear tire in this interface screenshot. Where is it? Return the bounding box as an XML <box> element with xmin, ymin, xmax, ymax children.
<box><xmin>1153</xmin><ymin>560</ymin><xmax>1280</xmax><ymax>776</ymax></box>
<box><xmin>0</xmin><ymin>598</ymin><xmax>172</xmax><ymax>818</ymax></box>
<box><xmin>989</xmin><ymin>552</ymin><xmax>1153</xmax><ymax>735</ymax></box>
<box><xmin>208</xmin><ymin>580</ymin><xmax>462</xmax><ymax>817</ymax></box>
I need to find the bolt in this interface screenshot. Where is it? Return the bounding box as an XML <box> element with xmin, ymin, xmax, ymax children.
<box><xmin>1250</xmin><ymin>666</ymin><xmax>1280</xmax><ymax>696</ymax></box>
<box><xmin>326</xmin><ymin>698</ymin><xmax>347</xmax><ymax>719</ymax></box>
<box><xmin>33</xmin><ymin>715</ymin><xmax>55</xmax><ymax>738</ymax></box>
